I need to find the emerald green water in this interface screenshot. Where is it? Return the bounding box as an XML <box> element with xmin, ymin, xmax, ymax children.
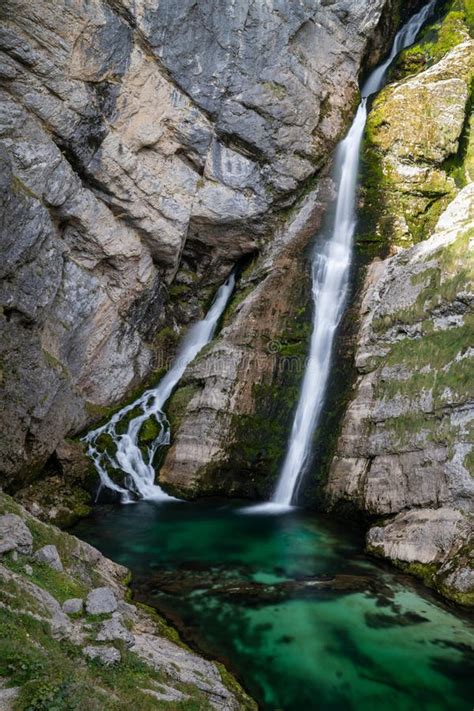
<box><xmin>74</xmin><ymin>501</ymin><xmax>473</xmax><ymax>710</ymax></box>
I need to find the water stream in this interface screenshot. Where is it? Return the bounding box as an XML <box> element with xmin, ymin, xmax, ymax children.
<box><xmin>83</xmin><ymin>273</ymin><xmax>235</xmax><ymax>502</ymax></box>
<box><xmin>270</xmin><ymin>0</ymin><xmax>437</xmax><ymax>508</ymax></box>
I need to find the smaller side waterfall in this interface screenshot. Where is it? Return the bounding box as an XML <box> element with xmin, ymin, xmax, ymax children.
<box><xmin>84</xmin><ymin>273</ymin><xmax>236</xmax><ymax>502</ymax></box>
<box><xmin>267</xmin><ymin>0</ymin><xmax>437</xmax><ymax>510</ymax></box>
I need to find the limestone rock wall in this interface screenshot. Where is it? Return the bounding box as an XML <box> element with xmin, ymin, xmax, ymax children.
<box><xmin>327</xmin><ymin>184</ymin><xmax>474</xmax><ymax>516</ymax></box>
<box><xmin>0</xmin><ymin>0</ymin><xmax>404</xmax><ymax>486</ymax></box>
<box><xmin>327</xmin><ymin>11</ymin><xmax>474</xmax><ymax>603</ymax></box>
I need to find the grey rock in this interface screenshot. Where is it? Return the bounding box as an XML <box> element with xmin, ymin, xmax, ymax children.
<box><xmin>367</xmin><ymin>508</ymin><xmax>471</xmax><ymax>565</ymax></box>
<box><xmin>0</xmin><ymin>685</ymin><xmax>20</xmax><ymax>710</ymax></box>
<box><xmin>24</xmin><ymin>564</ymin><xmax>33</xmax><ymax>575</ymax></box>
<box><xmin>62</xmin><ymin>598</ymin><xmax>84</xmax><ymax>615</ymax></box>
<box><xmin>117</xmin><ymin>600</ymin><xmax>138</xmax><ymax>622</ymax></box>
<box><xmin>131</xmin><ymin>632</ymin><xmax>238</xmax><ymax>711</ymax></box>
<box><xmin>83</xmin><ymin>645</ymin><xmax>121</xmax><ymax>665</ymax></box>
<box><xmin>34</xmin><ymin>544</ymin><xmax>63</xmax><ymax>572</ymax></box>
<box><xmin>96</xmin><ymin>617</ymin><xmax>134</xmax><ymax>648</ymax></box>
<box><xmin>0</xmin><ymin>514</ymin><xmax>33</xmax><ymax>555</ymax></box>
<box><xmin>141</xmin><ymin>684</ymin><xmax>187</xmax><ymax>703</ymax></box>
<box><xmin>85</xmin><ymin>587</ymin><xmax>118</xmax><ymax>615</ymax></box>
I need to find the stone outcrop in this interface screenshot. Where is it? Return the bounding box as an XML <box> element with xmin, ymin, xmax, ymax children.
<box><xmin>0</xmin><ymin>0</ymin><xmax>413</xmax><ymax>487</ymax></box>
<box><xmin>160</xmin><ymin>184</ymin><xmax>331</xmax><ymax>498</ymax></box>
<box><xmin>367</xmin><ymin>508</ymin><xmax>473</xmax><ymax>605</ymax></box>
<box><xmin>0</xmin><ymin>492</ymin><xmax>254</xmax><ymax>708</ymax></box>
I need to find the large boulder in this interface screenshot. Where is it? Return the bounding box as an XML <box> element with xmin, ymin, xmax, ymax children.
<box><xmin>362</xmin><ymin>39</ymin><xmax>473</xmax><ymax>248</ymax></box>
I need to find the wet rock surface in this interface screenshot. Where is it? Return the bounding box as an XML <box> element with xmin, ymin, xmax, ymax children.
<box><xmin>363</xmin><ymin>39</ymin><xmax>473</xmax><ymax>247</ymax></box>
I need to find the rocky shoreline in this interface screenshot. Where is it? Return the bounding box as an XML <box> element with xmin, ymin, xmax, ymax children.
<box><xmin>0</xmin><ymin>491</ymin><xmax>255</xmax><ymax>710</ymax></box>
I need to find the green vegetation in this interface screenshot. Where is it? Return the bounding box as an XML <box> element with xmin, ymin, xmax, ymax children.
<box><xmin>358</xmin><ymin>0</ymin><xmax>473</xmax><ymax>253</ymax></box>
<box><xmin>0</xmin><ymin>606</ymin><xmax>216</xmax><ymax>710</ymax></box>
<box><xmin>166</xmin><ymin>385</ymin><xmax>199</xmax><ymax>435</ymax></box>
<box><xmin>397</xmin><ymin>0</ymin><xmax>473</xmax><ymax>76</ymax></box>
<box><xmin>5</xmin><ymin>557</ymin><xmax>87</xmax><ymax>603</ymax></box>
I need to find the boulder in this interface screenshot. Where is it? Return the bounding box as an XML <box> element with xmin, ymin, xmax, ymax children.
<box><xmin>34</xmin><ymin>544</ymin><xmax>63</xmax><ymax>572</ymax></box>
<box><xmin>62</xmin><ymin>598</ymin><xmax>84</xmax><ymax>615</ymax></box>
<box><xmin>97</xmin><ymin>617</ymin><xmax>134</xmax><ymax>648</ymax></box>
<box><xmin>83</xmin><ymin>645</ymin><xmax>121</xmax><ymax>665</ymax></box>
<box><xmin>0</xmin><ymin>514</ymin><xmax>33</xmax><ymax>555</ymax></box>
<box><xmin>85</xmin><ymin>587</ymin><xmax>117</xmax><ymax>615</ymax></box>
<box><xmin>367</xmin><ymin>508</ymin><xmax>471</xmax><ymax>565</ymax></box>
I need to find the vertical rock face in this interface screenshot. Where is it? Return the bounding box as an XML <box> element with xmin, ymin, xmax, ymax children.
<box><xmin>327</xmin><ymin>11</ymin><xmax>474</xmax><ymax>604</ymax></box>
<box><xmin>0</xmin><ymin>0</ymin><xmax>403</xmax><ymax>485</ymax></box>
<box><xmin>328</xmin><ymin>184</ymin><xmax>474</xmax><ymax>515</ymax></box>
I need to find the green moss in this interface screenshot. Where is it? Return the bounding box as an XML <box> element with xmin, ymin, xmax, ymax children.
<box><xmin>262</xmin><ymin>81</ymin><xmax>287</xmax><ymax>99</ymax></box>
<box><xmin>138</xmin><ymin>417</ymin><xmax>161</xmax><ymax>445</ymax></box>
<box><xmin>397</xmin><ymin>0</ymin><xmax>472</xmax><ymax>76</ymax></box>
<box><xmin>222</xmin><ymin>284</ymin><xmax>254</xmax><ymax>325</ymax></box>
<box><xmin>166</xmin><ymin>385</ymin><xmax>199</xmax><ymax>435</ymax></box>
<box><xmin>360</xmin><ymin>0</ymin><xmax>473</xmax><ymax>253</ymax></box>
<box><xmin>398</xmin><ymin>560</ymin><xmax>440</xmax><ymax>584</ymax></box>
<box><xmin>216</xmin><ymin>662</ymin><xmax>258</xmax><ymax>710</ymax></box>
<box><xmin>373</xmin><ymin>227</ymin><xmax>474</xmax><ymax>331</ymax></box>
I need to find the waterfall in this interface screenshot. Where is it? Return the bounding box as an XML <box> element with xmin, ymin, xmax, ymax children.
<box><xmin>84</xmin><ymin>273</ymin><xmax>236</xmax><ymax>503</ymax></box>
<box><xmin>269</xmin><ymin>0</ymin><xmax>436</xmax><ymax>509</ymax></box>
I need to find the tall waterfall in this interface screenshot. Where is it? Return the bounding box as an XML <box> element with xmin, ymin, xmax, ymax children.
<box><xmin>270</xmin><ymin>1</ymin><xmax>436</xmax><ymax>508</ymax></box>
<box><xmin>84</xmin><ymin>273</ymin><xmax>236</xmax><ymax>502</ymax></box>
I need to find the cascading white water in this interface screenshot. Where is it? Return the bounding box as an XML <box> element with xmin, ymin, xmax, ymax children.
<box><xmin>84</xmin><ymin>273</ymin><xmax>236</xmax><ymax>502</ymax></box>
<box><xmin>269</xmin><ymin>1</ymin><xmax>436</xmax><ymax>509</ymax></box>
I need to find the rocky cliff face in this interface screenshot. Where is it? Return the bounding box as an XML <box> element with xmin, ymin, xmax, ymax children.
<box><xmin>327</xmin><ymin>9</ymin><xmax>474</xmax><ymax>604</ymax></box>
<box><xmin>0</xmin><ymin>0</ymin><xmax>407</xmax><ymax>488</ymax></box>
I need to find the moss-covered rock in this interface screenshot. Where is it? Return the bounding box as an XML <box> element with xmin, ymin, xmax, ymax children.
<box><xmin>359</xmin><ymin>31</ymin><xmax>473</xmax><ymax>251</ymax></box>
